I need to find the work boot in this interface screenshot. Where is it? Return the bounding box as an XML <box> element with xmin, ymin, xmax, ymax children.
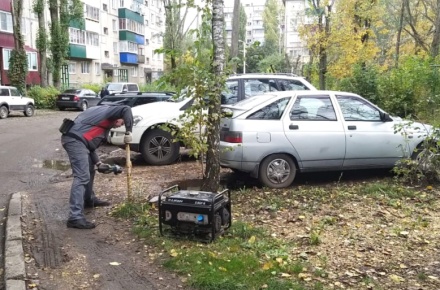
<box><xmin>84</xmin><ymin>198</ymin><xmax>111</xmax><ymax>208</ymax></box>
<box><xmin>66</xmin><ymin>219</ymin><xmax>96</xmax><ymax>229</ymax></box>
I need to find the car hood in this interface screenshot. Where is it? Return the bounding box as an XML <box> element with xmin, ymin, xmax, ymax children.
<box><xmin>392</xmin><ymin>116</ymin><xmax>432</xmax><ymax>134</ymax></box>
<box><xmin>23</xmin><ymin>96</ymin><xmax>35</xmax><ymax>104</ymax></box>
<box><xmin>131</xmin><ymin>101</ymin><xmax>183</xmax><ymax>117</ymax></box>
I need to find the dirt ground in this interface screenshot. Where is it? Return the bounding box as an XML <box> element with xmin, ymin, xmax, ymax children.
<box><xmin>21</xmin><ymin>145</ymin><xmax>207</xmax><ymax>290</ymax></box>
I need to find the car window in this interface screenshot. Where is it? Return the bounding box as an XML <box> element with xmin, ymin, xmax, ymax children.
<box><xmin>127</xmin><ymin>84</ymin><xmax>138</xmax><ymax>92</ymax></box>
<box><xmin>247</xmin><ymin>97</ymin><xmax>290</xmax><ymax>120</ymax></box>
<box><xmin>336</xmin><ymin>95</ymin><xmax>381</xmax><ymax>121</ymax></box>
<box><xmin>10</xmin><ymin>88</ymin><xmax>20</xmax><ymax>96</ymax></box>
<box><xmin>123</xmin><ymin>85</ymin><xmax>127</xmax><ymax>91</ymax></box>
<box><xmin>98</xmin><ymin>97</ymin><xmax>130</xmax><ymax>105</ymax></box>
<box><xmin>244</xmin><ymin>79</ymin><xmax>278</xmax><ymax>98</ymax></box>
<box><xmin>290</xmin><ymin>95</ymin><xmax>337</xmax><ymax>121</ymax></box>
<box><xmin>107</xmin><ymin>84</ymin><xmax>123</xmax><ymax>91</ymax></box>
<box><xmin>278</xmin><ymin>79</ymin><xmax>310</xmax><ymax>91</ymax></box>
<box><xmin>0</xmin><ymin>89</ymin><xmax>10</xmax><ymax>96</ymax></box>
<box><xmin>222</xmin><ymin>80</ymin><xmax>238</xmax><ymax>104</ymax></box>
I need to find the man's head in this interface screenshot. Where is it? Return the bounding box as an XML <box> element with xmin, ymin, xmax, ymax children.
<box><xmin>113</xmin><ymin>118</ymin><xmax>125</xmax><ymax>128</ymax></box>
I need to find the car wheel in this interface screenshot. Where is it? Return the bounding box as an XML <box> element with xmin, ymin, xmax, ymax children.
<box><xmin>58</xmin><ymin>107</ymin><xmax>66</xmax><ymax>111</ymax></box>
<box><xmin>259</xmin><ymin>154</ymin><xmax>296</xmax><ymax>188</ymax></box>
<box><xmin>140</xmin><ymin>129</ymin><xmax>180</xmax><ymax>165</ymax></box>
<box><xmin>81</xmin><ymin>102</ymin><xmax>88</xmax><ymax>111</ymax></box>
<box><xmin>24</xmin><ymin>104</ymin><xmax>35</xmax><ymax>117</ymax></box>
<box><xmin>0</xmin><ymin>106</ymin><xmax>8</xmax><ymax>119</ymax></box>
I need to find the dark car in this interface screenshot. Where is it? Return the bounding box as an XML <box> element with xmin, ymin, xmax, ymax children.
<box><xmin>56</xmin><ymin>89</ymin><xmax>101</xmax><ymax>111</ymax></box>
<box><xmin>97</xmin><ymin>92</ymin><xmax>174</xmax><ymax>108</ymax></box>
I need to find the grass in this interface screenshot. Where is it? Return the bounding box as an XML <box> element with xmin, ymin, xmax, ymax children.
<box><xmin>110</xmin><ymin>177</ymin><xmax>440</xmax><ymax>290</ymax></box>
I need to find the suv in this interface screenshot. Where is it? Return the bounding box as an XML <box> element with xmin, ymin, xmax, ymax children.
<box><xmin>222</xmin><ymin>73</ymin><xmax>316</xmax><ymax>104</ymax></box>
<box><xmin>105</xmin><ymin>82</ymin><xmax>139</xmax><ymax>94</ymax></box>
<box><xmin>0</xmin><ymin>86</ymin><xmax>35</xmax><ymax>119</ymax></box>
<box><xmin>97</xmin><ymin>92</ymin><xmax>174</xmax><ymax>107</ymax></box>
<box><xmin>109</xmin><ymin>74</ymin><xmax>317</xmax><ymax>165</ymax></box>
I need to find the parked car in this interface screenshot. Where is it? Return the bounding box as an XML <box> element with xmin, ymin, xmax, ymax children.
<box><xmin>97</xmin><ymin>92</ymin><xmax>174</xmax><ymax>108</ymax></box>
<box><xmin>0</xmin><ymin>85</ymin><xmax>35</xmax><ymax>119</ymax></box>
<box><xmin>105</xmin><ymin>82</ymin><xmax>140</xmax><ymax>95</ymax></box>
<box><xmin>56</xmin><ymin>89</ymin><xmax>100</xmax><ymax>111</ymax></box>
<box><xmin>219</xmin><ymin>91</ymin><xmax>431</xmax><ymax>188</ymax></box>
<box><xmin>222</xmin><ymin>73</ymin><xmax>317</xmax><ymax>104</ymax></box>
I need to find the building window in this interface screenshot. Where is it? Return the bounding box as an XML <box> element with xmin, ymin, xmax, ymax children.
<box><xmin>119</xmin><ymin>41</ymin><xmax>138</xmax><ymax>53</ymax></box>
<box><xmin>112</xmin><ymin>19</ymin><xmax>117</xmax><ymax>31</ymax></box>
<box><xmin>68</xmin><ymin>62</ymin><xmax>76</xmax><ymax>74</ymax></box>
<box><xmin>113</xmin><ymin>42</ymin><xmax>118</xmax><ymax>55</ymax></box>
<box><xmin>0</xmin><ymin>12</ymin><xmax>13</xmax><ymax>33</ymax></box>
<box><xmin>131</xmin><ymin>67</ymin><xmax>138</xmax><ymax>77</ymax></box>
<box><xmin>86</xmin><ymin>32</ymin><xmax>99</xmax><ymax>46</ymax></box>
<box><xmin>103</xmin><ymin>4</ymin><xmax>108</xmax><ymax>11</ymax></box>
<box><xmin>81</xmin><ymin>62</ymin><xmax>90</xmax><ymax>74</ymax></box>
<box><xmin>118</xmin><ymin>18</ymin><xmax>144</xmax><ymax>35</ymax></box>
<box><xmin>104</xmin><ymin>27</ymin><xmax>108</xmax><ymax>35</ymax></box>
<box><xmin>105</xmin><ymin>51</ymin><xmax>109</xmax><ymax>58</ymax></box>
<box><xmin>95</xmin><ymin>62</ymin><xmax>100</xmax><ymax>75</ymax></box>
<box><xmin>85</xmin><ymin>4</ymin><xmax>99</xmax><ymax>22</ymax></box>
<box><xmin>2</xmin><ymin>49</ymin><xmax>11</xmax><ymax>70</ymax></box>
<box><xmin>69</xmin><ymin>27</ymin><xmax>85</xmax><ymax>44</ymax></box>
<box><xmin>27</xmin><ymin>52</ymin><xmax>38</xmax><ymax>71</ymax></box>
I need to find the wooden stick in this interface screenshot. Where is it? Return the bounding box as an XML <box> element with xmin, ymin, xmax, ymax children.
<box><xmin>126</xmin><ymin>143</ymin><xmax>132</xmax><ymax>201</ymax></box>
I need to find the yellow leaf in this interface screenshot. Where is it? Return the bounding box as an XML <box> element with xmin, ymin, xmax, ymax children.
<box><xmin>262</xmin><ymin>262</ymin><xmax>273</xmax><ymax>270</ymax></box>
<box><xmin>109</xmin><ymin>262</ymin><xmax>121</xmax><ymax>266</ymax></box>
<box><xmin>276</xmin><ymin>257</ymin><xmax>283</xmax><ymax>264</ymax></box>
<box><xmin>218</xmin><ymin>266</ymin><xmax>227</xmax><ymax>272</ymax></box>
<box><xmin>28</xmin><ymin>284</ymin><xmax>37</xmax><ymax>289</ymax></box>
<box><xmin>93</xmin><ymin>274</ymin><xmax>100</xmax><ymax>279</ymax></box>
<box><xmin>389</xmin><ymin>274</ymin><xmax>405</xmax><ymax>282</ymax></box>
<box><xmin>426</xmin><ymin>185</ymin><xmax>433</xmax><ymax>190</ymax></box>
<box><xmin>280</xmin><ymin>273</ymin><xmax>291</xmax><ymax>277</ymax></box>
<box><xmin>170</xmin><ymin>249</ymin><xmax>179</xmax><ymax>257</ymax></box>
<box><xmin>248</xmin><ymin>236</ymin><xmax>256</xmax><ymax>244</ymax></box>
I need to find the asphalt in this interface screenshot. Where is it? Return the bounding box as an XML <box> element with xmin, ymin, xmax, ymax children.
<box><xmin>4</xmin><ymin>192</ymin><xmax>26</xmax><ymax>290</ymax></box>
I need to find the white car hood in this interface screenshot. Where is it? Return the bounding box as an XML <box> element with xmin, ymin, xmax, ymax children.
<box><xmin>24</xmin><ymin>96</ymin><xmax>35</xmax><ymax>104</ymax></box>
<box><xmin>132</xmin><ymin>101</ymin><xmax>184</xmax><ymax>118</ymax></box>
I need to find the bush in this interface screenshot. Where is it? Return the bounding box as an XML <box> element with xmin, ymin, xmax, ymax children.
<box><xmin>81</xmin><ymin>83</ymin><xmax>102</xmax><ymax>94</ymax></box>
<box><xmin>28</xmin><ymin>86</ymin><xmax>60</xmax><ymax>109</ymax></box>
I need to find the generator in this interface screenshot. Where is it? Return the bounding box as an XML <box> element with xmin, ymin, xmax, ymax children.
<box><xmin>158</xmin><ymin>185</ymin><xmax>231</xmax><ymax>242</ymax></box>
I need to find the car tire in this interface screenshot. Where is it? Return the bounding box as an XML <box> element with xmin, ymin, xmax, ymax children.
<box><xmin>24</xmin><ymin>104</ymin><xmax>35</xmax><ymax>117</ymax></box>
<box><xmin>140</xmin><ymin>129</ymin><xmax>180</xmax><ymax>165</ymax></box>
<box><xmin>258</xmin><ymin>154</ymin><xmax>296</xmax><ymax>188</ymax></box>
<box><xmin>80</xmin><ymin>102</ymin><xmax>88</xmax><ymax>111</ymax></box>
<box><xmin>0</xmin><ymin>106</ymin><xmax>8</xmax><ymax>119</ymax></box>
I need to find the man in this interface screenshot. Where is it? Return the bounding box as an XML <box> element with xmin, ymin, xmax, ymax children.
<box><xmin>100</xmin><ymin>86</ymin><xmax>109</xmax><ymax>98</ymax></box>
<box><xmin>61</xmin><ymin>105</ymin><xmax>133</xmax><ymax>229</ymax></box>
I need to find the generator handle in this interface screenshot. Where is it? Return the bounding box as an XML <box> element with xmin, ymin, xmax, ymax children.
<box><xmin>218</xmin><ymin>188</ymin><xmax>231</xmax><ymax>200</ymax></box>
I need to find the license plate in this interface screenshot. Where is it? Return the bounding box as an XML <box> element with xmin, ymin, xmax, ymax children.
<box><xmin>62</xmin><ymin>97</ymin><xmax>70</xmax><ymax>100</ymax></box>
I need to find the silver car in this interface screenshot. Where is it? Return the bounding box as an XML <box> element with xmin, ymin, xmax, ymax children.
<box><xmin>219</xmin><ymin>91</ymin><xmax>431</xmax><ymax>188</ymax></box>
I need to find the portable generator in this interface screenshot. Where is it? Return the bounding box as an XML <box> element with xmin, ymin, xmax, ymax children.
<box><xmin>158</xmin><ymin>185</ymin><xmax>231</xmax><ymax>242</ymax></box>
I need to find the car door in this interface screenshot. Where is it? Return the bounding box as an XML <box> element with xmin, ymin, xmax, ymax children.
<box><xmin>283</xmin><ymin>94</ymin><xmax>346</xmax><ymax>170</ymax></box>
<box><xmin>336</xmin><ymin>94</ymin><xmax>407</xmax><ymax>168</ymax></box>
<box><xmin>10</xmin><ymin>87</ymin><xmax>26</xmax><ymax>109</ymax></box>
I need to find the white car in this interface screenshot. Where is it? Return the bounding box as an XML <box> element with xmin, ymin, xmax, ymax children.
<box><xmin>219</xmin><ymin>91</ymin><xmax>431</xmax><ymax>188</ymax></box>
<box><xmin>109</xmin><ymin>96</ymin><xmax>193</xmax><ymax>165</ymax></box>
<box><xmin>0</xmin><ymin>86</ymin><xmax>35</xmax><ymax>119</ymax></box>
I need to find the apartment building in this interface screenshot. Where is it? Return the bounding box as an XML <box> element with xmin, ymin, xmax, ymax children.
<box><xmin>283</xmin><ymin>0</ymin><xmax>310</xmax><ymax>65</ymax></box>
<box><xmin>0</xmin><ymin>0</ymin><xmax>165</xmax><ymax>87</ymax></box>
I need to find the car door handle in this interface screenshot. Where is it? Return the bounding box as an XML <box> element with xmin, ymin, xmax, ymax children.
<box><xmin>348</xmin><ymin>125</ymin><xmax>356</xmax><ymax>130</ymax></box>
<box><xmin>289</xmin><ymin>124</ymin><xmax>299</xmax><ymax>130</ymax></box>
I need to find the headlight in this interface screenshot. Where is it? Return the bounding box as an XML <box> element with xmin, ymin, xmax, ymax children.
<box><xmin>133</xmin><ymin>115</ymin><xmax>143</xmax><ymax>126</ymax></box>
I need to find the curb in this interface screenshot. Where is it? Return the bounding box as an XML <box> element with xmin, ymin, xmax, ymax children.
<box><xmin>4</xmin><ymin>192</ymin><xmax>26</xmax><ymax>290</ymax></box>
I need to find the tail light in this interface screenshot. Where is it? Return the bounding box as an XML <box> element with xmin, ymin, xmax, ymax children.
<box><xmin>73</xmin><ymin>95</ymin><xmax>80</xmax><ymax>101</ymax></box>
<box><xmin>220</xmin><ymin>130</ymin><xmax>242</xmax><ymax>143</ymax></box>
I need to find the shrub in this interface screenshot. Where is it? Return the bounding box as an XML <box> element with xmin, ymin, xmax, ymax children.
<box><xmin>139</xmin><ymin>81</ymin><xmax>176</xmax><ymax>93</ymax></box>
<box><xmin>28</xmin><ymin>86</ymin><xmax>60</xmax><ymax>109</ymax></box>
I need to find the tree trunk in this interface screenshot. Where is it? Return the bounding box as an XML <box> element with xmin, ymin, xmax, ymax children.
<box><xmin>9</xmin><ymin>0</ymin><xmax>27</xmax><ymax>94</ymax></box>
<box><xmin>201</xmin><ymin>0</ymin><xmax>225</xmax><ymax>193</ymax></box>
<box><xmin>431</xmin><ymin>0</ymin><xmax>440</xmax><ymax>57</ymax></box>
<box><xmin>395</xmin><ymin>1</ymin><xmax>404</xmax><ymax>68</ymax></box>
<box><xmin>49</xmin><ymin>0</ymin><xmax>61</xmax><ymax>88</ymax></box>
<box><xmin>35</xmin><ymin>0</ymin><xmax>48</xmax><ymax>86</ymax></box>
<box><xmin>230</xmin><ymin>0</ymin><xmax>240</xmax><ymax>72</ymax></box>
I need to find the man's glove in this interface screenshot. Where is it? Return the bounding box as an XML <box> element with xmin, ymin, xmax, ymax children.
<box><xmin>124</xmin><ymin>131</ymin><xmax>132</xmax><ymax>144</ymax></box>
<box><xmin>97</xmin><ymin>163</ymin><xmax>112</xmax><ymax>174</ymax></box>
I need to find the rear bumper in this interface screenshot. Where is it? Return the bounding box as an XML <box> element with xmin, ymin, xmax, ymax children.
<box><xmin>219</xmin><ymin>142</ymin><xmax>243</xmax><ymax>170</ymax></box>
<box><xmin>56</xmin><ymin>101</ymin><xmax>81</xmax><ymax>108</ymax></box>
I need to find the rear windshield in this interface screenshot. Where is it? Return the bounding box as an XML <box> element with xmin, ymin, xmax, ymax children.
<box><xmin>230</xmin><ymin>94</ymin><xmax>278</xmax><ymax>110</ymax></box>
<box><xmin>98</xmin><ymin>97</ymin><xmax>131</xmax><ymax>106</ymax></box>
<box><xmin>64</xmin><ymin>89</ymin><xmax>80</xmax><ymax>94</ymax></box>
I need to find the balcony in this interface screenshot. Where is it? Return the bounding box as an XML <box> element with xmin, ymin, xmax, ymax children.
<box><xmin>138</xmin><ymin>55</ymin><xmax>145</xmax><ymax>64</ymax></box>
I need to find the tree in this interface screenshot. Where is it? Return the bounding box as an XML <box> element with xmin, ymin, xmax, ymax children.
<box><xmin>229</xmin><ymin>0</ymin><xmax>241</xmax><ymax>72</ymax></box>
<box><xmin>33</xmin><ymin>0</ymin><xmax>48</xmax><ymax>87</ymax></box>
<box><xmin>48</xmin><ymin>0</ymin><xmax>83</xmax><ymax>88</ymax></box>
<box><xmin>202</xmin><ymin>0</ymin><xmax>226</xmax><ymax>192</ymax></box>
<box><xmin>262</xmin><ymin>0</ymin><xmax>282</xmax><ymax>54</ymax></box>
<box><xmin>9</xmin><ymin>0</ymin><xmax>28</xmax><ymax>95</ymax></box>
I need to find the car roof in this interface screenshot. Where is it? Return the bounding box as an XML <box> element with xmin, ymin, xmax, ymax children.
<box><xmin>0</xmin><ymin>86</ymin><xmax>17</xmax><ymax>89</ymax></box>
<box><xmin>106</xmin><ymin>92</ymin><xmax>175</xmax><ymax>97</ymax></box>
<box><xmin>106</xmin><ymin>82</ymin><xmax>138</xmax><ymax>85</ymax></box>
<box><xmin>227</xmin><ymin>73</ymin><xmax>306</xmax><ymax>80</ymax></box>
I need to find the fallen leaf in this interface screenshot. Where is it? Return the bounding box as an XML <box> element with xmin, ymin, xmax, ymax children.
<box><xmin>93</xmin><ymin>274</ymin><xmax>100</xmax><ymax>279</ymax></box>
<box><xmin>262</xmin><ymin>262</ymin><xmax>273</xmax><ymax>270</ymax></box>
<box><xmin>170</xmin><ymin>249</ymin><xmax>179</xmax><ymax>257</ymax></box>
<box><xmin>109</xmin><ymin>262</ymin><xmax>121</xmax><ymax>266</ymax></box>
<box><xmin>389</xmin><ymin>274</ymin><xmax>405</xmax><ymax>282</ymax></box>
<box><xmin>248</xmin><ymin>236</ymin><xmax>256</xmax><ymax>244</ymax></box>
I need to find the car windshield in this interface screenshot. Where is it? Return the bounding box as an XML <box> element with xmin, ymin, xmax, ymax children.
<box><xmin>107</xmin><ymin>84</ymin><xmax>123</xmax><ymax>91</ymax></box>
<box><xmin>64</xmin><ymin>89</ymin><xmax>80</xmax><ymax>94</ymax></box>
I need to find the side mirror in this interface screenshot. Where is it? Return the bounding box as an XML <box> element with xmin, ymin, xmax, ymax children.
<box><xmin>380</xmin><ymin>112</ymin><xmax>393</xmax><ymax>122</ymax></box>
